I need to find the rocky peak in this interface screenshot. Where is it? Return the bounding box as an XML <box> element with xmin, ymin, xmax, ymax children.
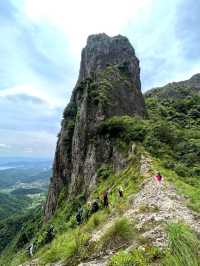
<box><xmin>44</xmin><ymin>34</ymin><xmax>146</xmax><ymax>221</ymax></box>
<box><xmin>78</xmin><ymin>34</ymin><xmax>139</xmax><ymax>84</ymax></box>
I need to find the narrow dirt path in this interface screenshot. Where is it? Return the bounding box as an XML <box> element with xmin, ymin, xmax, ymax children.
<box><xmin>126</xmin><ymin>177</ymin><xmax>200</xmax><ymax>247</ymax></box>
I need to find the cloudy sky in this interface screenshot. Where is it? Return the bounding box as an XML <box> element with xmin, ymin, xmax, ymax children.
<box><xmin>0</xmin><ymin>0</ymin><xmax>199</xmax><ymax>157</ymax></box>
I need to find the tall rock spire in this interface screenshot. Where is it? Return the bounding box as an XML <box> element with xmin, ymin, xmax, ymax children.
<box><xmin>44</xmin><ymin>33</ymin><xmax>146</xmax><ymax>221</ymax></box>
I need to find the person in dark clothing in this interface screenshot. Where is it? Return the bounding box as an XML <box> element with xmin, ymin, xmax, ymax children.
<box><xmin>91</xmin><ymin>199</ymin><xmax>99</xmax><ymax>213</ymax></box>
<box><xmin>76</xmin><ymin>206</ymin><xmax>83</xmax><ymax>225</ymax></box>
<box><xmin>118</xmin><ymin>186</ymin><xmax>124</xmax><ymax>198</ymax></box>
<box><xmin>46</xmin><ymin>225</ymin><xmax>55</xmax><ymax>243</ymax></box>
<box><xmin>103</xmin><ymin>191</ymin><xmax>109</xmax><ymax>208</ymax></box>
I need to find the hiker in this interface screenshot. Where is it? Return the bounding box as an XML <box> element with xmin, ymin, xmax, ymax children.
<box><xmin>46</xmin><ymin>225</ymin><xmax>55</xmax><ymax>243</ymax></box>
<box><xmin>103</xmin><ymin>190</ymin><xmax>109</xmax><ymax>208</ymax></box>
<box><xmin>91</xmin><ymin>198</ymin><xmax>99</xmax><ymax>213</ymax></box>
<box><xmin>118</xmin><ymin>186</ymin><xmax>124</xmax><ymax>198</ymax></box>
<box><xmin>76</xmin><ymin>206</ymin><xmax>83</xmax><ymax>225</ymax></box>
<box><xmin>154</xmin><ymin>172</ymin><xmax>163</xmax><ymax>183</ymax></box>
<box><xmin>29</xmin><ymin>243</ymin><xmax>33</xmax><ymax>257</ymax></box>
<box><xmin>26</xmin><ymin>243</ymin><xmax>33</xmax><ymax>257</ymax></box>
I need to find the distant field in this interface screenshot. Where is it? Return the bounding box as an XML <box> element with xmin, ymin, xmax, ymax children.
<box><xmin>0</xmin><ymin>157</ymin><xmax>51</xmax><ymax>222</ymax></box>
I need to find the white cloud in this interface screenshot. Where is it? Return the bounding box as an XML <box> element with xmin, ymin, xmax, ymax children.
<box><xmin>23</xmin><ymin>0</ymin><xmax>153</xmax><ymax>55</ymax></box>
<box><xmin>0</xmin><ymin>144</ymin><xmax>11</xmax><ymax>149</ymax></box>
<box><xmin>0</xmin><ymin>129</ymin><xmax>57</xmax><ymax>156</ymax></box>
<box><xmin>0</xmin><ymin>84</ymin><xmax>63</xmax><ymax>109</ymax></box>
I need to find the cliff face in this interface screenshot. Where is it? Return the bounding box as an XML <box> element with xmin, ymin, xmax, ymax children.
<box><xmin>44</xmin><ymin>33</ymin><xmax>146</xmax><ymax>221</ymax></box>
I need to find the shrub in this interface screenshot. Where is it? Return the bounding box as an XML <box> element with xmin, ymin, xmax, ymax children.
<box><xmin>97</xmin><ymin>116</ymin><xmax>147</xmax><ymax>143</ymax></box>
<box><xmin>174</xmin><ymin>163</ymin><xmax>190</xmax><ymax>177</ymax></box>
<box><xmin>97</xmin><ymin>165</ymin><xmax>114</xmax><ymax>180</ymax></box>
<box><xmin>39</xmin><ymin>230</ymin><xmax>90</xmax><ymax>265</ymax></box>
<box><xmin>63</xmin><ymin>102</ymin><xmax>77</xmax><ymax>119</ymax></box>
<box><xmin>100</xmin><ymin>218</ymin><xmax>134</xmax><ymax>250</ymax></box>
<box><xmin>86</xmin><ymin>211</ymin><xmax>108</xmax><ymax>232</ymax></box>
<box><xmin>150</xmin><ymin>122</ymin><xmax>179</xmax><ymax>146</ymax></box>
<box><xmin>108</xmin><ymin>249</ymin><xmax>149</xmax><ymax>266</ymax></box>
<box><xmin>163</xmin><ymin>223</ymin><xmax>200</xmax><ymax>266</ymax></box>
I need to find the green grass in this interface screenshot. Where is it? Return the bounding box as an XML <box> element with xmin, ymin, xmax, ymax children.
<box><xmin>152</xmin><ymin>159</ymin><xmax>200</xmax><ymax>213</ymax></box>
<box><xmin>99</xmin><ymin>218</ymin><xmax>135</xmax><ymax>251</ymax></box>
<box><xmin>85</xmin><ymin>210</ymin><xmax>109</xmax><ymax>232</ymax></box>
<box><xmin>108</xmin><ymin>250</ymin><xmax>147</xmax><ymax>266</ymax></box>
<box><xmin>163</xmin><ymin>223</ymin><xmax>200</xmax><ymax>266</ymax></box>
<box><xmin>37</xmin><ymin>229</ymin><xmax>90</xmax><ymax>265</ymax></box>
<box><xmin>108</xmin><ymin>246</ymin><xmax>164</xmax><ymax>266</ymax></box>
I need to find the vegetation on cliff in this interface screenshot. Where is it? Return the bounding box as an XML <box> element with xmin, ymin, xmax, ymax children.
<box><xmin>1</xmin><ymin>33</ymin><xmax>200</xmax><ymax>265</ymax></box>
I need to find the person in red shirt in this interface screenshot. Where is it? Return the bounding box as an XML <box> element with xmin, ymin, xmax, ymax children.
<box><xmin>154</xmin><ymin>172</ymin><xmax>163</xmax><ymax>183</ymax></box>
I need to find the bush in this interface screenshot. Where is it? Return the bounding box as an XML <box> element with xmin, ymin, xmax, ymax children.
<box><xmin>86</xmin><ymin>211</ymin><xmax>108</xmax><ymax>232</ymax></box>
<box><xmin>39</xmin><ymin>230</ymin><xmax>90</xmax><ymax>265</ymax></box>
<box><xmin>97</xmin><ymin>165</ymin><xmax>114</xmax><ymax>180</ymax></box>
<box><xmin>174</xmin><ymin>163</ymin><xmax>190</xmax><ymax>177</ymax></box>
<box><xmin>100</xmin><ymin>218</ymin><xmax>134</xmax><ymax>250</ymax></box>
<box><xmin>108</xmin><ymin>251</ymin><xmax>143</xmax><ymax>266</ymax></box>
<box><xmin>97</xmin><ymin>116</ymin><xmax>147</xmax><ymax>142</ymax></box>
<box><xmin>108</xmin><ymin>247</ymin><xmax>163</xmax><ymax>266</ymax></box>
<box><xmin>150</xmin><ymin>122</ymin><xmax>179</xmax><ymax>146</ymax></box>
<box><xmin>163</xmin><ymin>223</ymin><xmax>200</xmax><ymax>266</ymax></box>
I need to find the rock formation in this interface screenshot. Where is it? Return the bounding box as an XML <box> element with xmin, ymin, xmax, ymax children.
<box><xmin>44</xmin><ymin>33</ymin><xmax>146</xmax><ymax>221</ymax></box>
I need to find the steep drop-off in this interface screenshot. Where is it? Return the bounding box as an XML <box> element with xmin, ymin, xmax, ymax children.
<box><xmin>45</xmin><ymin>34</ymin><xmax>146</xmax><ymax>221</ymax></box>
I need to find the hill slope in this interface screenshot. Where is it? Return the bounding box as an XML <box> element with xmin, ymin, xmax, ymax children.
<box><xmin>1</xmin><ymin>35</ymin><xmax>200</xmax><ymax>266</ymax></box>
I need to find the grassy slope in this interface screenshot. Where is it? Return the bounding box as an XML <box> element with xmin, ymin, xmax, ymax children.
<box><xmin>2</xmin><ymin>84</ymin><xmax>200</xmax><ymax>266</ymax></box>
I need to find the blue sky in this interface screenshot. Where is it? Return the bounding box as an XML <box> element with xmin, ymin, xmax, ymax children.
<box><xmin>0</xmin><ymin>0</ymin><xmax>199</xmax><ymax>157</ymax></box>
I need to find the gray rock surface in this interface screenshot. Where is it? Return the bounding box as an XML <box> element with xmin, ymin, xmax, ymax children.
<box><xmin>44</xmin><ymin>33</ymin><xmax>146</xmax><ymax>221</ymax></box>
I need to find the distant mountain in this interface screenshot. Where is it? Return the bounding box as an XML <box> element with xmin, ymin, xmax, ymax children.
<box><xmin>0</xmin><ymin>158</ymin><xmax>52</xmax><ymax>189</ymax></box>
<box><xmin>145</xmin><ymin>73</ymin><xmax>200</xmax><ymax>99</ymax></box>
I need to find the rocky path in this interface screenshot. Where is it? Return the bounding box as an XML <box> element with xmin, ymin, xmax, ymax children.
<box><xmin>82</xmin><ymin>167</ymin><xmax>200</xmax><ymax>265</ymax></box>
<box><xmin>21</xmin><ymin>156</ymin><xmax>200</xmax><ymax>266</ymax></box>
<box><xmin>126</xmin><ymin>178</ymin><xmax>200</xmax><ymax>247</ymax></box>
<box><xmin>90</xmin><ymin>177</ymin><xmax>200</xmax><ymax>248</ymax></box>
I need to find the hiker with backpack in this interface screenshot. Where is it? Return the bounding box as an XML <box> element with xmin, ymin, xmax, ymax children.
<box><xmin>76</xmin><ymin>205</ymin><xmax>83</xmax><ymax>225</ymax></box>
<box><xmin>45</xmin><ymin>225</ymin><xmax>55</xmax><ymax>243</ymax></box>
<box><xmin>91</xmin><ymin>198</ymin><xmax>99</xmax><ymax>213</ymax></box>
<box><xmin>118</xmin><ymin>186</ymin><xmax>124</xmax><ymax>198</ymax></box>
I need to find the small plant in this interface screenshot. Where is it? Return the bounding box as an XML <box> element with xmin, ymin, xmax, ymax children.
<box><xmin>97</xmin><ymin>165</ymin><xmax>114</xmax><ymax>180</ymax></box>
<box><xmin>100</xmin><ymin>218</ymin><xmax>134</xmax><ymax>251</ymax></box>
<box><xmin>86</xmin><ymin>211</ymin><xmax>108</xmax><ymax>232</ymax></box>
<box><xmin>108</xmin><ymin>249</ymin><xmax>148</xmax><ymax>266</ymax></box>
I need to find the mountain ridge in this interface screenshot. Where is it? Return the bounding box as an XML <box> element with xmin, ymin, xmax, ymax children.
<box><xmin>1</xmin><ymin>34</ymin><xmax>200</xmax><ymax>266</ymax></box>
